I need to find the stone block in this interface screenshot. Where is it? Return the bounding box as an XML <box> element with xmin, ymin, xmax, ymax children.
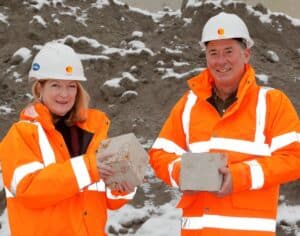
<box><xmin>180</xmin><ymin>152</ymin><xmax>227</xmax><ymax>191</ymax></box>
<box><xmin>97</xmin><ymin>133</ymin><xmax>148</xmax><ymax>190</ymax></box>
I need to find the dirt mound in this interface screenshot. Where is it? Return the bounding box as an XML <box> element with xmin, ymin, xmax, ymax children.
<box><xmin>0</xmin><ymin>0</ymin><xmax>299</xmax><ymax>234</ymax></box>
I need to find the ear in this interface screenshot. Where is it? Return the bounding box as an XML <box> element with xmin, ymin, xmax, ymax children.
<box><xmin>36</xmin><ymin>82</ymin><xmax>42</xmax><ymax>93</ymax></box>
<box><xmin>243</xmin><ymin>48</ymin><xmax>251</xmax><ymax>63</ymax></box>
<box><xmin>35</xmin><ymin>81</ymin><xmax>45</xmax><ymax>99</ymax></box>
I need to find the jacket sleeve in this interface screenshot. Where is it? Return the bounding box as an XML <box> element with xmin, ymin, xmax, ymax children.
<box><xmin>230</xmin><ymin>89</ymin><xmax>300</xmax><ymax>193</ymax></box>
<box><xmin>149</xmin><ymin>93</ymin><xmax>189</xmax><ymax>187</ymax></box>
<box><xmin>105</xmin><ymin>188</ymin><xmax>136</xmax><ymax>210</ymax></box>
<box><xmin>0</xmin><ymin>121</ymin><xmax>102</xmax><ymax>209</ymax></box>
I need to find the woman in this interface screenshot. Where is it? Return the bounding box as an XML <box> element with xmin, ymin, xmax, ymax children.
<box><xmin>0</xmin><ymin>42</ymin><xmax>135</xmax><ymax>235</ymax></box>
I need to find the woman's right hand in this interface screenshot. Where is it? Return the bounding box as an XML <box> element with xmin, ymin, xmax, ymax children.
<box><xmin>95</xmin><ymin>152</ymin><xmax>115</xmax><ymax>181</ymax></box>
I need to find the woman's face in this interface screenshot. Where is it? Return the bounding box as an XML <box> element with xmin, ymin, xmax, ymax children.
<box><xmin>38</xmin><ymin>80</ymin><xmax>78</xmax><ymax>117</ymax></box>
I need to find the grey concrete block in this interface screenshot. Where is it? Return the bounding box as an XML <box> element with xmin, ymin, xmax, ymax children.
<box><xmin>180</xmin><ymin>152</ymin><xmax>227</xmax><ymax>191</ymax></box>
<box><xmin>97</xmin><ymin>133</ymin><xmax>148</xmax><ymax>190</ymax></box>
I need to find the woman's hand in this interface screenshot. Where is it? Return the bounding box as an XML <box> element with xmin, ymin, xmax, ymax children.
<box><xmin>96</xmin><ymin>151</ymin><xmax>115</xmax><ymax>181</ymax></box>
<box><xmin>115</xmin><ymin>181</ymin><xmax>135</xmax><ymax>193</ymax></box>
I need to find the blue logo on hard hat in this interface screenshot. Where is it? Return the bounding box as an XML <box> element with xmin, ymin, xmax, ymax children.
<box><xmin>32</xmin><ymin>63</ymin><xmax>40</xmax><ymax>71</ymax></box>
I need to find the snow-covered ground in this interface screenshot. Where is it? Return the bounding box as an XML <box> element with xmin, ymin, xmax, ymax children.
<box><xmin>0</xmin><ymin>0</ymin><xmax>300</xmax><ymax>235</ymax></box>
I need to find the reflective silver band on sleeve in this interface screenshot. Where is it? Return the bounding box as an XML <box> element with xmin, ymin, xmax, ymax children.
<box><xmin>182</xmin><ymin>90</ymin><xmax>197</xmax><ymax>147</ymax></box>
<box><xmin>106</xmin><ymin>187</ymin><xmax>137</xmax><ymax>200</ymax></box>
<box><xmin>244</xmin><ymin>160</ymin><xmax>264</xmax><ymax>190</ymax></box>
<box><xmin>10</xmin><ymin>161</ymin><xmax>44</xmax><ymax>195</ymax></box>
<box><xmin>70</xmin><ymin>155</ymin><xmax>92</xmax><ymax>189</ymax></box>
<box><xmin>271</xmin><ymin>131</ymin><xmax>300</xmax><ymax>152</ymax></box>
<box><xmin>168</xmin><ymin>157</ymin><xmax>181</xmax><ymax>188</ymax></box>
<box><xmin>87</xmin><ymin>180</ymin><xmax>106</xmax><ymax>192</ymax></box>
<box><xmin>190</xmin><ymin>138</ymin><xmax>271</xmax><ymax>156</ymax></box>
<box><xmin>255</xmin><ymin>87</ymin><xmax>271</xmax><ymax>143</ymax></box>
<box><xmin>181</xmin><ymin>214</ymin><xmax>276</xmax><ymax>232</ymax></box>
<box><xmin>152</xmin><ymin>138</ymin><xmax>186</xmax><ymax>155</ymax></box>
<box><xmin>36</xmin><ymin>122</ymin><xmax>56</xmax><ymax>166</ymax></box>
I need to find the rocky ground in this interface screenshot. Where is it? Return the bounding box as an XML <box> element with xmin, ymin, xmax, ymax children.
<box><xmin>0</xmin><ymin>0</ymin><xmax>299</xmax><ymax>235</ymax></box>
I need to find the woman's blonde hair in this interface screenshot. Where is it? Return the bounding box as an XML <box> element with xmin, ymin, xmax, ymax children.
<box><xmin>31</xmin><ymin>80</ymin><xmax>90</xmax><ymax>125</ymax></box>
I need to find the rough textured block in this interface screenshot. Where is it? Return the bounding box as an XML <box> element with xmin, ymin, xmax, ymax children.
<box><xmin>180</xmin><ymin>152</ymin><xmax>227</xmax><ymax>191</ymax></box>
<box><xmin>97</xmin><ymin>133</ymin><xmax>148</xmax><ymax>190</ymax></box>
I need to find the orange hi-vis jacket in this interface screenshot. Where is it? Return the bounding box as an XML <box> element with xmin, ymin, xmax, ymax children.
<box><xmin>149</xmin><ymin>65</ymin><xmax>300</xmax><ymax>236</ymax></box>
<box><xmin>0</xmin><ymin>103</ymin><xmax>135</xmax><ymax>236</ymax></box>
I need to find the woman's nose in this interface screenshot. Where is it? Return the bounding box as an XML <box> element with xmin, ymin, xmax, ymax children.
<box><xmin>59</xmin><ymin>87</ymin><xmax>68</xmax><ymax>97</ymax></box>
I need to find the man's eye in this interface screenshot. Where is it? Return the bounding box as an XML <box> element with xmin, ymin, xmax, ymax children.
<box><xmin>69</xmin><ymin>84</ymin><xmax>77</xmax><ymax>88</ymax></box>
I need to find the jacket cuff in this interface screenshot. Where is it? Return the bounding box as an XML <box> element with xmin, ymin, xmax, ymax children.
<box><xmin>84</xmin><ymin>153</ymin><xmax>100</xmax><ymax>183</ymax></box>
<box><xmin>229</xmin><ymin>162</ymin><xmax>251</xmax><ymax>193</ymax></box>
<box><xmin>171</xmin><ymin>160</ymin><xmax>181</xmax><ymax>187</ymax></box>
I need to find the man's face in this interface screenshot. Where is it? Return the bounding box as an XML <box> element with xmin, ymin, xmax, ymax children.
<box><xmin>205</xmin><ymin>39</ymin><xmax>251</xmax><ymax>90</ymax></box>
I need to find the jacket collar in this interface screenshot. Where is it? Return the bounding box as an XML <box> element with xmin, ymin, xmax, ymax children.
<box><xmin>20</xmin><ymin>102</ymin><xmax>56</xmax><ymax>131</ymax></box>
<box><xmin>187</xmin><ymin>64</ymin><xmax>257</xmax><ymax>101</ymax></box>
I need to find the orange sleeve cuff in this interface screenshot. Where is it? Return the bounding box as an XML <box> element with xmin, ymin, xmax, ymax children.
<box><xmin>84</xmin><ymin>153</ymin><xmax>100</xmax><ymax>183</ymax></box>
<box><xmin>171</xmin><ymin>161</ymin><xmax>181</xmax><ymax>186</ymax></box>
<box><xmin>229</xmin><ymin>162</ymin><xmax>251</xmax><ymax>193</ymax></box>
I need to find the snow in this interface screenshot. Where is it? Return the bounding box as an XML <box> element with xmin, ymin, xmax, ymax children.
<box><xmin>12</xmin><ymin>72</ymin><xmax>23</xmax><ymax>83</ymax></box>
<box><xmin>121</xmin><ymin>90</ymin><xmax>138</xmax><ymax>97</ymax></box>
<box><xmin>161</xmin><ymin>67</ymin><xmax>204</xmax><ymax>80</ymax></box>
<box><xmin>0</xmin><ymin>12</ymin><xmax>9</xmax><ymax>25</ymax></box>
<box><xmin>91</xmin><ymin>0</ymin><xmax>110</xmax><ymax>9</ymax></box>
<box><xmin>23</xmin><ymin>0</ymin><xmax>64</xmax><ymax>10</ymax></box>
<box><xmin>185</xmin><ymin>0</ymin><xmax>300</xmax><ymax>27</ymax></box>
<box><xmin>0</xmin><ymin>105</ymin><xmax>14</xmax><ymax>115</ymax></box>
<box><xmin>185</xmin><ymin>0</ymin><xmax>204</xmax><ymax>8</ymax></box>
<box><xmin>182</xmin><ymin>17</ymin><xmax>192</xmax><ymax>26</ymax></box>
<box><xmin>104</xmin><ymin>77</ymin><xmax>123</xmax><ymax>88</ymax></box>
<box><xmin>12</xmin><ymin>47</ymin><xmax>32</xmax><ymax>63</ymax></box>
<box><xmin>103</xmin><ymin>72</ymin><xmax>138</xmax><ymax>88</ymax></box>
<box><xmin>266</xmin><ymin>50</ymin><xmax>280</xmax><ymax>63</ymax></box>
<box><xmin>256</xmin><ymin>74</ymin><xmax>269</xmax><ymax>84</ymax></box>
<box><xmin>0</xmin><ymin>209</ymin><xmax>10</xmax><ymax>236</ymax></box>
<box><xmin>132</xmin><ymin>31</ymin><xmax>143</xmax><ymax>38</ymax></box>
<box><xmin>122</xmin><ymin>72</ymin><xmax>139</xmax><ymax>82</ymax></box>
<box><xmin>60</xmin><ymin>35</ymin><xmax>104</xmax><ymax>48</ymax></box>
<box><xmin>30</xmin><ymin>15</ymin><xmax>47</xmax><ymax>28</ymax></box>
<box><xmin>173</xmin><ymin>60</ymin><xmax>190</xmax><ymax>67</ymax></box>
<box><xmin>162</xmin><ymin>47</ymin><xmax>183</xmax><ymax>55</ymax></box>
<box><xmin>106</xmin><ymin>200</ymin><xmax>181</xmax><ymax>236</ymax></box>
<box><xmin>78</xmin><ymin>54</ymin><xmax>110</xmax><ymax>61</ymax></box>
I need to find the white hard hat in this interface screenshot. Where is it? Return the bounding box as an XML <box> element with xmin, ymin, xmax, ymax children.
<box><xmin>29</xmin><ymin>42</ymin><xmax>87</xmax><ymax>81</ymax></box>
<box><xmin>200</xmin><ymin>12</ymin><xmax>254</xmax><ymax>48</ymax></box>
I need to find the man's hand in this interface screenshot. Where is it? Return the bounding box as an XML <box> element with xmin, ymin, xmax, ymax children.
<box><xmin>215</xmin><ymin>166</ymin><xmax>232</xmax><ymax>197</ymax></box>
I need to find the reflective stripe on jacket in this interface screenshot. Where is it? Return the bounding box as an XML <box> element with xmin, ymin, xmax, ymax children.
<box><xmin>0</xmin><ymin>102</ymin><xmax>135</xmax><ymax>236</ymax></box>
<box><xmin>149</xmin><ymin>65</ymin><xmax>300</xmax><ymax>236</ymax></box>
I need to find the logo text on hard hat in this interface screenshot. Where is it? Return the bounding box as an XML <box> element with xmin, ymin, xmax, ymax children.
<box><xmin>217</xmin><ymin>28</ymin><xmax>225</xmax><ymax>36</ymax></box>
<box><xmin>32</xmin><ymin>63</ymin><xmax>40</xmax><ymax>71</ymax></box>
<box><xmin>66</xmin><ymin>66</ymin><xmax>73</xmax><ymax>74</ymax></box>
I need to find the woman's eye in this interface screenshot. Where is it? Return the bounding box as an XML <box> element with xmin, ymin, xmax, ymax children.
<box><xmin>69</xmin><ymin>84</ymin><xmax>77</xmax><ymax>89</ymax></box>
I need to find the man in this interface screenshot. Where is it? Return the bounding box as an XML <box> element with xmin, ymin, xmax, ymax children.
<box><xmin>149</xmin><ymin>12</ymin><xmax>300</xmax><ymax>236</ymax></box>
